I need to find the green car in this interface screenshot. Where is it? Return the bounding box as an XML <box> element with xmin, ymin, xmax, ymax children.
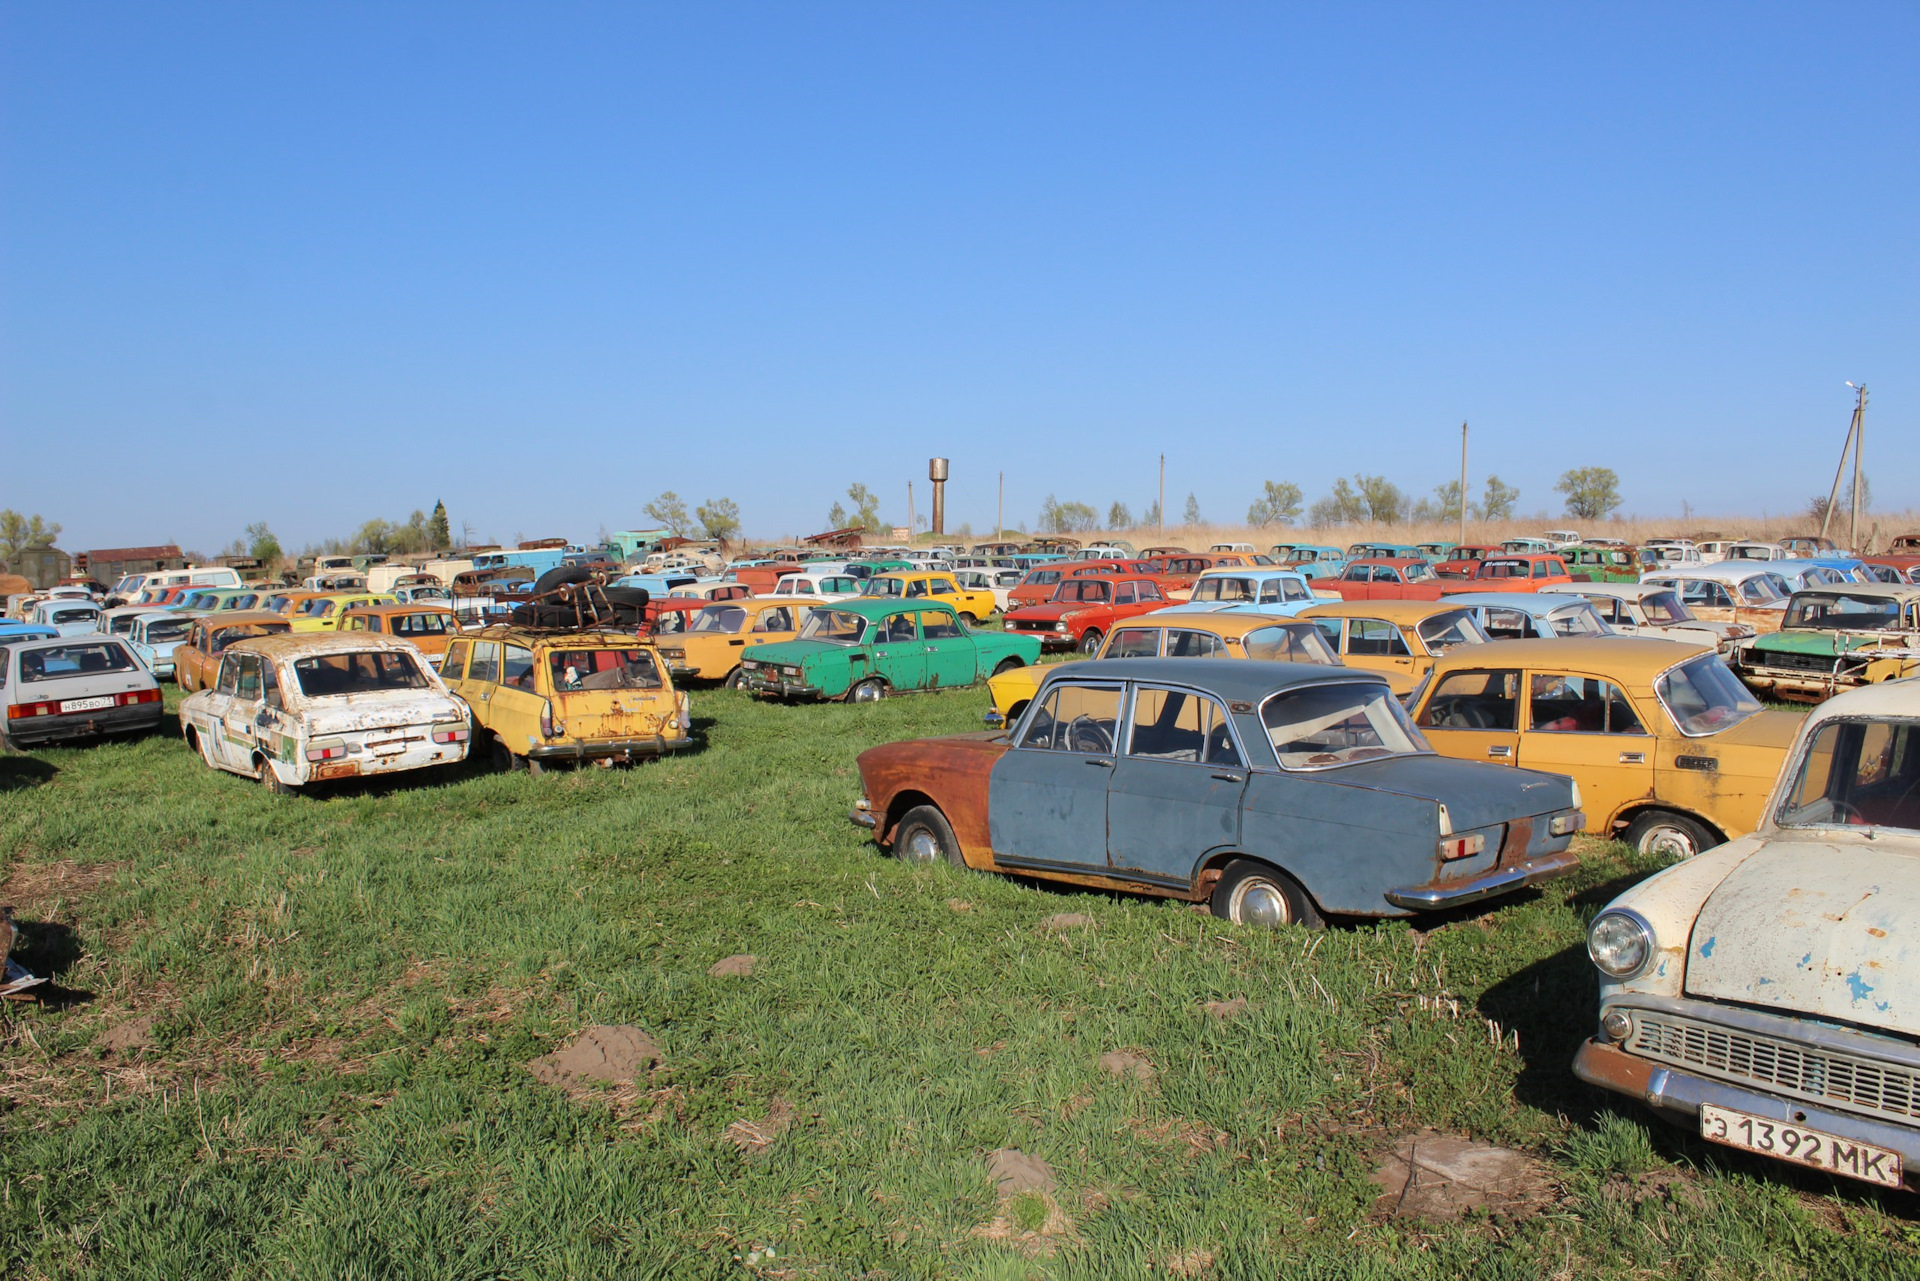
<box><xmin>741</xmin><ymin>599</ymin><xmax>1041</xmax><ymax>702</ymax></box>
<box><xmin>1560</xmin><ymin>545</ymin><xmax>1639</xmax><ymax>583</ymax></box>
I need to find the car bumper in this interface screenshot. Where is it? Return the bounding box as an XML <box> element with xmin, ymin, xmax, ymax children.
<box><xmin>308</xmin><ymin>743</ymin><xmax>468</xmax><ymax>781</ymax></box>
<box><xmin>526</xmin><ymin>735</ymin><xmax>693</xmax><ymax>762</ymax></box>
<box><xmin>1573</xmin><ymin>1038</ymin><xmax>1919</xmax><ymax>1187</ymax></box>
<box><xmin>5</xmin><ymin>702</ymin><xmax>165</xmax><ymax>748</ymax></box>
<box><xmin>743</xmin><ymin>674</ymin><xmax>824</xmax><ymax>699</ymax></box>
<box><xmin>1382</xmin><ymin>845</ymin><xmax>1581</xmax><ymax>911</ymax></box>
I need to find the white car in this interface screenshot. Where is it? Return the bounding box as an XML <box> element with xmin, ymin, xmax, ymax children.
<box><xmin>953</xmin><ymin>568</ymin><xmax>1023</xmax><ymax>613</ymax></box>
<box><xmin>1575</xmin><ymin>678</ymin><xmax>1920</xmax><ymax>1191</ymax></box>
<box><xmin>771</xmin><ymin>572</ymin><xmax>865</xmax><ymax>603</ymax></box>
<box><xmin>179</xmin><ymin>633</ymin><xmax>470</xmax><ymax>794</ymax></box>
<box><xmin>28</xmin><ymin>599</ymin><xmax>104</xmax><ymax>636</ymax></box>
<box><xmin>0</xmin><ymin>634</ymin><xmax>166</xmax><ymax>749</ymax></box>
<box><xmin>1541</xmin><ymin>583</ymin><xmax>1753</xmax><ymax>654</ymax></box>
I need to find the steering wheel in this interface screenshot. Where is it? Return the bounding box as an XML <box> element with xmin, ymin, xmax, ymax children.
<box><xmin>1067</xmin><ymin>715</ymin><xmax>1113</xmax><ymax>755</ymax></box>
<box><xmin>1450</xmin><ymin>702</ymin><xmax>1495</xmax><ymax>729</ymax></box>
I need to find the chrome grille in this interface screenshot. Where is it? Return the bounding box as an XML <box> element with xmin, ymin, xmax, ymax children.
<box><xmin>1748</xmin><ymin>649</ymin><xmax>1838</xmax><ymax>674</ymax></box>
<box><xmin>1629</xmin><ymin>1011</ymin><xmax>1920</xmax><ymax>1124</ymax></box>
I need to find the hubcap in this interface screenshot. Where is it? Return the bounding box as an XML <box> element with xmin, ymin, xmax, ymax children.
<box><xmin>902</xmin><ymin>828</ymin><xmax>942</xmax><ymax>862</ymax></box>
<box><xmin>853</xmin><ymin>682</ymin><xmax>883</xmax><ymax>702</ymax></box>
<box><xmin>1642</xmin><ymin>825</ymin><xmax>1696</xmax><ymax>859</ymax></box>
<box><xmin>1232</xmin><ymin>879</ymin><xmax>1292</xmax><ymax>927</ymax></box>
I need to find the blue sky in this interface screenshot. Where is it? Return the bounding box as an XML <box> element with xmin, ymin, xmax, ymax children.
<box><xmin>3</xmin><ymin>3</ymin><xmax>1915</xmax><ymax>551</ymax></box>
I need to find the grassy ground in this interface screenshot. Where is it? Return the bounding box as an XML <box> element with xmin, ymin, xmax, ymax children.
<box><xmin>3</xmin><ymin>687</ymin><xmax>1917</xmax><ymax>1280</ymax></box>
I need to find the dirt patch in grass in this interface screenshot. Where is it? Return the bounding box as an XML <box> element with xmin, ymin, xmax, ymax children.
<box><xmin>1203</xmin><ymin>997</ymin><xmax>1248</xmax><ymax>1020</ymax></box>
<box><xmin>1098</xmin><ymin>1049</ymin><xmax>1155</xmax><ymax>1082</ymax></box>
<box><xmin>708</xmin><ymin>953</ymin><xmax>756</xmax><ymax>977</ymax></box>
<box><xmin>0</xmin><ymin>859</ymin><xmax>126</xmax><ymax>910</ymax></box>
<box><xmin>724</xmin><ymin>1096</ymin><xmax>796</xmax><ymax>1154</ymax></box>
<box><xmin>1130</xmin><ymin>1117</ymin><xmax>1230</xmax><ymax>1159</ymax></box>
<box><xmin>1043</xmin><ymin>913</ymin><xmax>1093</xmax><ymax>932</ymax></box>
<box><xmin>529</xmin><ymin>1025</ymin><xmax>663</xmax><ymax>1089</ymax></box>
<box><xmin>1369</xmin><ymin>1130</ymin><xmax>1557</xmax><ymax>1224</ymax></box>
<box><xmin>96</xmin><ymin>1014</ymin><xmax>154</xmax><ymax>1053</ymax></box>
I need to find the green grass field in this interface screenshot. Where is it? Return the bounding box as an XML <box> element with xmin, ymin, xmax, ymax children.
<box><xmin>3</xmin><ymin>687</ymin><xmax>1917</xmax><ymax>1279</ymax></box>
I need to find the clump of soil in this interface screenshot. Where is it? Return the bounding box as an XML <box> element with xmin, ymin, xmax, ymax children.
<box><xmin>707</xmin><ymin>954</ymin><xmax>756</xmax><ymax>977</ymax></box>
<box><xmin>985</xmin><ymin>1147</ymin><xmax>1056</xmax><ymax>1194</ymax></box>
<box><xmin>1043</xmin><ymin>913</ymin><xmax>1093</xmax><ymax>932</ymax></box>
<box><xmin>1098</xmin><ymin>1050</ymin><xmax>1155</xmax><ymax>1082</ymax></box>
<box><xmin>1370</xmin><ymin>1131</ymin><xmax>1556</xmax><ymax>1223</ymax></box>
<box><xmin>528</xmin><ymin>1026</ymin><xmax>662</xmax><ymax>1087</ymax></box>
<box><xmin>97</xmin><ymin>1015</ymin><xmax>154</xmax><ymax>1053</ymax></box>
<box><xmin>946</xmin><ymin>899</ymin><xmax>972</xmax><ymax>913</ymax></box>
<box><xmin>1204</xmin><ymin>997</ymin><xmax>1248</xmax><ymax>1020</ymax></box>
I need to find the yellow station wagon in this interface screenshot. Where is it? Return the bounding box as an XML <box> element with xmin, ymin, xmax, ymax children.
<box><xmin>654</xmin><ymin>596</ymin><xmax>821</xmax><ymax>688</ymax></box>
<box><xmin>857</xmin><ymin>571</ymin><xmax>998</xmax><ymax>626</ymax></box>
<box><xmin>289</xmin><ymin>592</ymin><xmax>398</xmax><ymax>633</ymax></box>
<box><xmin>1298</xmin><ymin>599</ymin><xmax>1490</xmax><ymax>696</ymax></box>
<box><xmin>1408</xmin><ymin>637</ymin><xmax>1803</xmax><ymax>857</ymax></box>
<box><xmin>440</xmin><ymin>626</ymin><xmax>691</xmax><ymax>772</ymax></box>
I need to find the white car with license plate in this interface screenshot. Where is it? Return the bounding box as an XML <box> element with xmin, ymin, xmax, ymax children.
<box><xmin>178</xmin><ymin>632</ymin><xmax>470</xmax><ymax>794</ymax></box>
<box><xmin>1</xmin><ymin>634</ymin><xmax>167</xmax><ymax>748</ymax></box>
<box><xmin>1574</xmin><ymin>678</ymin><xmax>1920</xmax><ymax>1190</ymax></box>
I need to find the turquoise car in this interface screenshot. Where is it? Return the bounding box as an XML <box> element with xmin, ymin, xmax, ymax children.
<box><xmin>1271</xmin><ymin>545</ymin><xmax>1348</xmax><ymax>580</ymax></box>
<box><xmin>741</xmin><ymin>599</ymin><xmax>1041</xmax><ymax>702</ymax></box>
<box><xmin>125</xmin><ymin>609</ymin><xmax>194</xmax><ymax>677</ymax></box>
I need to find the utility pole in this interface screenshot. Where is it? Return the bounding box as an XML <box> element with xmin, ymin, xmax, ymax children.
<box><xmin>1158</xmin><ymin>454</ymin><xmax>1166</xmax><ymax>538</ymax></box>
<box><xmin>1457</xmin><ymin>422</ymin><xmax>1469</xmax><ymax>548</ymax></box>
<box><xmin>1851</xmin><ymin>384</ymin><xmax>1866</xmax><ymax>552</ymax></box>
<box><xmin>997</xmin><ymin>471</ymin><xmax>1004</xmax><ymax>542</ymax></box>
<box><xmin>1818</xmin><ymin>383</ymin><xmax>1868</xmax><ymax>549</ymax></box>
<box><xmin>906</xmin><ymin>481</ymin><xmax>915</xmax><ymax>544</ymax></box>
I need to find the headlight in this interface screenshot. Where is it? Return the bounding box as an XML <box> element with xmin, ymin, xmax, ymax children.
<box><xmin>1587</xmin><ymin>910</ymin><xmax>1654</xmax><ymax>979</ymax></box>
<box><xmin>782</xmin><ymin>665</ymin><xmax>800</xmax><ymax>677</ymax></box>
<box><xmin>1004</xmin><ymin>621</ymin><xmax>1016</xmax><ymax>630</ymax></box>
<box><xmin>1053</xmin><ymin>622</ymin><xmax>1067</xmax><ymax>632</ymax></box>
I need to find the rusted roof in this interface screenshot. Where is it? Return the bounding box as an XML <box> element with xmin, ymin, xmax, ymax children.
<box><xmin>227</xmin><ymin>632</ymin><xmax>418</xmax><ymax>659</ymax></box>
<box><xmin>85</xmin><ymin>545</ymin><xmax>184</xmax><ymax>562</ymax></box>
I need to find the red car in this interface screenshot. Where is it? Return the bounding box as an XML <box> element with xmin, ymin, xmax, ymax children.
<box><xmin>1007</xmin><ymin>561</ymin><xmax>1121</xmax><ymax>609</ymax></box>
<box><xmin>1001</xmin><ymin>575</ymin><xmax>1170</xmax><ymax>653</ymax></box>
<box><xmin>1433</xmin><ymin>544</ymin><xmax>1499</xmax><ymax>578</ymax></box>
<box><xmin>1158</xmin><ymin>553</ymin><xmax>1251</xmax><ymax>598</ymax></box>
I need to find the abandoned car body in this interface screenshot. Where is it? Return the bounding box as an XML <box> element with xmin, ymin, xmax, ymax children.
<box><xmin>743</xmin><ymin>599</ymin><xmax>1038</xmax><ymax>701</ymax></box>
<box><xmin>179</xmin><ymin>633</ymin><xmax>470</xmax><ymax>792</ymax></box>
<box><xmin>854</xmin><ymin>658</ymin><xmax>1584</xmax><ymax>925</ymax></box>
<box><xmin>1733</xmin><ymin>584</ymin><xmax>1920</xmax><ymax>704</ymax></box>
<box><xmin>1574</xmin><ymin>679</ymin><xmax>1920</xmax><ymax>1191</ymax></box>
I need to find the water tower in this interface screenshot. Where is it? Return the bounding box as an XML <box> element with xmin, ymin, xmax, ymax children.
<box><xmin>929</xmin><ymin>458</ymin><xmax>949</xmax><ymax>535</ymax></box>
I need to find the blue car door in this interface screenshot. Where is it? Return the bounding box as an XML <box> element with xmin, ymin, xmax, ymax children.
<box><xmin>988</xmin><ymin>679</ymin><xmax>1124</xmax><ymax>871</ymax></box>
<box><xmin>1106</xmin><ymin>684</ymin><xmax>1246</xmax><ymax>883</ymax></box>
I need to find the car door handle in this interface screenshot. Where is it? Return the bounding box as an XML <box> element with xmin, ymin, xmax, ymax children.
<box><xmin>1619</xmin><ymin>751</ymin><xmax>1645</xmax><ymax>763</ymax></box>
<box><xmin>1487</xmin><ymin>744</ymin><xmax>1512</xmax><ymax>758</ymax></box>
<box><xmin>1211</xmin><ymin>771</ymin><xmax>1245</xmax><ymax>782</ymax></box>
<box><xmin>1085</xmin><ymin>757</ymin><xmax>1113</xmax><ymax>767</ymax></box>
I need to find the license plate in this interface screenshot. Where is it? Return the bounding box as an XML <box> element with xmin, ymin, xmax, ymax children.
<box><xmin>60</xmin><ymin>696</ymin><xmax>114</xmax><ymax>713</ymax></box>
<box><xmin>1699</xmin><ymin>1103</ymin><xmax>1902</xmax><ymax>1187</ymax></box>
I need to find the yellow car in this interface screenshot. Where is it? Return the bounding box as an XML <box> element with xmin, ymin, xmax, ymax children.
<box><xmin>856</xmin><ymin>571</ymin><xmax>997</xmax><ymax>626</ymax></box>
<box><xmin>288</xmin><ymin>592</ymin><xmax>397</xmax><ymax>633</ymax></box>
<box><xmin>1408</xmin><ymin>637</ymin><xmax>1803</xmax><ymax>858</ymax></box>
<box><xmin>440</xmin><ymin>626</ymin><xmax>691</xmax><ymax>772</ymax></box>
<box><xmin>1297</xmin><ymin>599</ymin><xmax>1489</xmax><ymax>695</ymax></box>
<box><xmin>654</xmin><ymin>596</ymin><xmax>822</xmax><ymax>688</ymax></box>
<box><xmin>983</xmin><ymin>611</ymin><xmax>1341</xmax><ymax>724</ymax></box>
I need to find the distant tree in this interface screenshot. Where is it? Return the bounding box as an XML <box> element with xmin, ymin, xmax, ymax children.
<box><xmin>644</xmin><ymin>491</ymin><xmax>692</xmax><ymax>536</ymax></box>
<box><xmin>1308</xmin><ymin>478</ymin><xmax>1366</xmax><ymax>527</ymax></box>
<box><xmin>352</xmin><ymin>518</ymin><xmax>395</xmax><ymax>554</ymax></box>
<box><xmin>1480</xmin><ymin>475</ymin><xmax>1520</xmax><ymax>521</ymax></box>
<box><xmin>459</xmin><ymin>521</ymin><xmax>477</xmax><ymax>551</ymax></box>
<box><xmin>845</xmin><ymin>483</ymin><xmax>884</xmax><ymax>533</ymax></box>
<box><xmin>1351</xmin><ymin>475</ymin><xmax>1408</xmax><ymax>524</ymax></box>
<box><xmin>827</xmin><ymin>500</ymin><xmax>848</xmax><ymax>528</ymax></box>
<box><xmin>1141</xmin><ymin>499</ymin><xmax>1162</xmax><ymax>527</ymax></box>
<box><xmin>1428</xmin><ymin>480</ymin><xmax>1468</xmax><ymax>523</ymax></box>
<box><xmin>0</xmin><ymin>511</ymin><xmax>61</xmax><ymax>557</ymax></box>
<box><xmin>1246</xmin><ymin>480</ymin><xmax>1304</xmax><ymax>528</ymax></box>
<box><xmin>1107</xmin><ymin>501</ymin><xmax>1133</xmax><ymax>530</ymax></box>
<box><xmin>245</xmin><ymin>521</ymin><xmax>282</xmax><ymax>564</ymax></box>
<box><xmin>1039</xmin><ymin>495</ymin><xmax>1100</xmax><ymax>533</ymax></box>
<box><xmin>696</xmin><ymin>497</ymin><xmax>742</xmax><ymax>543</ymax></box>
<box><xmin>1555</xmin><ymin>467</ymin><xmax>1622</xmax><ymax>521</ymax></box>
<box><xmin>1182</xmin><ymin>493</ymin><xmax>1201</xmax><ymax>526</ymax></box>
<box><xmin>1808</xmin><ymin>476</ymin><xmax>1872</xmax><ymax>526</ymax></box>
<box><xmin>429</xmin><ymin>501</ymin><xmax>451</xmax><ymax>549</ymax></box>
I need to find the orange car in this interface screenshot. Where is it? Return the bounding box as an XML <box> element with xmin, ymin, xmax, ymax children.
<box><xmin>172</xmin><ymin>610</ymin><xmax>293</xmax><ymax>691</ymax></box>
<box><xmin>340</xmin><ymin>603</ymin><xmax>463</xmax><ymax>669</ymax></box>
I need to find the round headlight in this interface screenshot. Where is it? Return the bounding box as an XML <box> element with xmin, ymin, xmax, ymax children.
<box><xmin>1588</xmin><ymin>910</ymin><xmax>1654</xmax><ymax>980</ymax></box>
<box><xmin>1054</xmin><ymin>621</ymin><xmax>1068</xmax><ymax>632</ymax></box>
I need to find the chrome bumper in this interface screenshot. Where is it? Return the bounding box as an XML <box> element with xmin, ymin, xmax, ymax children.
<box><xmin>527</xmin><ymin>735</ymin><xmax>692</xmax><ymax>761</ymax></box>
<box><xmin>1382</xmin><ymin>846</ymin><xmax>1580</xmax><ymax>910</ymax></box>
<box><xmin>744</xmin><ymin>674</ymin><xmax>823</xmax><ymax>699</ymax></box>
<box><xmin>1574</xmin><ymin>1038</ymin><xmax>1918</xmax><ymax>1186</ymax></box>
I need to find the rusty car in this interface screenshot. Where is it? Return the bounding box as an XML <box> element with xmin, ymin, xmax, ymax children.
<box><xmin>1409</xmin><ymin>637</ymin><xmax>1802</xmax><ymax>857</ymax></box>
<box><xmin>852</xmin><ymin>657</ymin><xmax>1585</xmax><ymax>927</ymax></box>
<box><xmin>1541</xmin><ymin>582</ymin><xmax>1755</xmax><ymax>655</ymax></box>
<box><xmin>340</xmin><ymin>603</ymin><xmax>464</xmax><ymax>670</ymax></box>
<box><xmin>179</xmin><ymin>633</ymin><xmax>470</xmax><ymax>793</ymax></box>
<box><xmin>655</xmin><ymin>597</ymin><xmax>821</xmax><ymax>688</ymax></box>
<box><xmin>173</xmin><ymin>611</ymin><xmax>295</xmax><ymax>692</ymax></box>
<box><xmin>1732</xmin><ymin>583</ymin><xmax>1920</xmax><ymax>704</ymax></box>
<box><xmin>1574</xmin><ymin>677</ymin><xmax>1920</xmax><ymax>1191</ymax></box>
<box><xmin>741</xmin><ymin>599</ymin><xmax>1038</xmax><ymax>702</ymax></box>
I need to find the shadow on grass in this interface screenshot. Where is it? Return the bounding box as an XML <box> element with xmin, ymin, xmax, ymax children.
<box><xmin>0</xmin><ymin>755</ymin><xmax>59</xmax><ymax>791</ymax></box>
<box><xmin>1477</xmin><ymin>942</ymin><xmax>1602</xmax><ymax>1123</ymax></box>
<box><xmin>10</xmin><ymin>918</ymin><xmax>89</xmax><ymax>998</ymax></box>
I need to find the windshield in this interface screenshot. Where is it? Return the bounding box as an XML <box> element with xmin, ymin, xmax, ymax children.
<box><xmin>18</xmin><ymin>641</ymin><xmax>137</xmax><ymax>682</ymax></box>
<box><xmin>1655</xmin><ymin>654</ymin><xmax>1761</xmax><ymax>736</ymax></box>
<box><xmin>1783</xmin><ymin>593</ymin><xmax>1904</xmax><ymax>631</ymax></box>
<box><xmin>1262</xmin><ymin>681</ymin><xmax>1430</xmax><ymax>769</ymax></box>
<box><xmin>1548</xmin><ymin>604</ymin><xmax>1611</xmax><ymax>638</ymax></box>
<box><xmin>860</xmin><ymin>577</ymin><xmax>906</xmax><ymax>598</ymax></box>
<box><xmin>140</xmin><ymin>619</ymin><xmax>192</xmax><ymax>645</ymax></box>
<box><xmin>1640</xmin><ymin>591</ymin><xmax>1692</xmax><ymax>624</ymax></box>
<box><xmin>292</xmin><ymin>650</ymin><xmax>430</xmax><ymax>697</ymax></box>
<box><xmin>1404</xmin><ymin>562</ymin><xmax>1435</xmax><ymax>582</ymax></box>
<box><xmin>1778</xmin><ymin>719</ymin><xmax>1920</xmax><ymax>833</ymax></box>
<box><xmin>213</xmin><ymin>623</ymin><xmax>288</xmax><ymax>652</ymax></box>
<box><xmin>49</xmin><ymin>607</ymin><xmax>97</xmax><ymax>625</ymax></box>
<box><xmin>798</xmin><ymin>610</ymin><xmax>867</xmax><ymax>644</ymax></box>
<box><xmin>1053</xmin><ymin>580</ymin><xmax>1111</xmax><ymax>604</ymax></box>
<box><xmin>1192</xmin><ymin>577</ymin><xmax>1254</xmax><ymax>602</ymax></box>
<box><xmin>1415</xmin><ymin>609</ymin><xmax>1488</xmax><ymax>652</ymax></box>
<box><xmin>549</xmin><ymin>648</ymin><xmax>663</xmax><ymax>690</ymax></box>
<box><xmin>690</xmin><ymin>605</ymin><xmax>748</xmax><ymax>633</ymax></box>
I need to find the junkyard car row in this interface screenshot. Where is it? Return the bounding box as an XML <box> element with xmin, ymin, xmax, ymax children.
<box><xmin>9</xmin><ymin>527</ymin><xmax>1920</xmax><ymax>1191</ymax></box>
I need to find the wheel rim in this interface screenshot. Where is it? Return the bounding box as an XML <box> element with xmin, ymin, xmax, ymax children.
<box><xmin>900</xmin><ymin>827</ymin><xmax>942</xmax><ymax>862</ymax></box>
<box><xmin>1640</xmin><ymin>823</ymin><xmax>1697</xmax><ymax>859</ymax></box>
<box><xmin>1230</xmin><ymin>878</ymin><xmax>1293</xmax><ymax>927</ymax></box>
<box><xmin>1081</xmin><ymin>633</ymin><xmax>1101</xmax><ymax>654</ymax></box>
<box><xmin>853</xmin><ymin>681</ymin><xmax>883</xmax><ymax>703</ymax></box>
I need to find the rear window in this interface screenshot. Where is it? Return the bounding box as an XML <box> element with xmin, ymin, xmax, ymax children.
<box><xmin>142</xmin><ymin>619</ymin><xmax>192</xmax><ymax>645</ymax></box>
<box><xmin>292</xmin><ymin>650</ymin><xmax>431</xmax><ymax>697</ymax></box>
<box><xmin>18</xmin><ymin>641</ymin><xmax>137</xmax><ymax>683</ymax></box>
<box><xmin>49</xmin><ymin>607</ymin><xmax>98</xmax><ymax>625</ymax></box>
<box><xmin>550</xmin><ymin>649</ymin><xmax>664</xmax><ymax>690</ymax></box>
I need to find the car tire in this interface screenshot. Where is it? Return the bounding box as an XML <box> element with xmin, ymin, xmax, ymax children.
<box><xmin>1209</xmin><ymin>860</ymin><xmax>1322</xmax><ymax>929</ymax></box>
<box><xmin>892</xmin><ymin>804</ymin><xmax>966</xmax><ymax>868</ymax></box>
<box><xmin>491</xmin><ymin>736</ymin><xmax>525</xmax><ymax>774</ymax></box>
<box><xmin>1078</xmin><ymin>629</ymin><xmax>1103</xmax><ymax>656</ymax></box>
<box><xmin>724</xmin><ymin>667</ymin><xmax>748</xmax><ymax>691</ymax></box>
<box><xmin>850</xmin><ymin>678</ymin><xmax>886</xmax><ymax>703</ymax></box>
<box><xmin>1625</xmin><ymin>810</ymin><xmax>1716</xmax><ymax>860</ymax></box>
<box><xmin>258</xmin><ymin>759</ymin><xmax>297</xmax><ymax>796</ymax></box>
<box><xmin>959</xmin><ymin>613</ymin><xmax>978</xmax><ymax>627</ymax></box>
<box><xmin>991</xmin><ymin>657</ymin><xmax>1023</xmax><ymax>676</ymax></box>
<box><xmin>1005</xmin><ymin>700</ymin><xmax>1030</xmax><ymax>725</ymax></box>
